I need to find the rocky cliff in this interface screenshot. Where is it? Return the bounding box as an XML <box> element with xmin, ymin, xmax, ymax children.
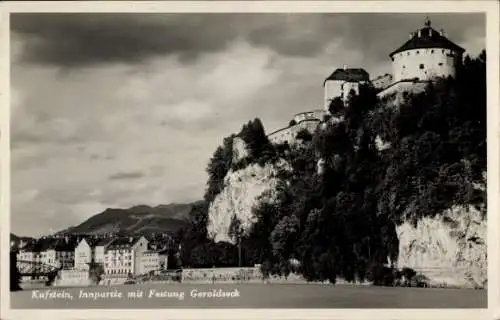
<box><xmin>397</xmin><ymin>204</ymin><xmax>486</xmax><ymax>288</ymax></box>
<box><xmin>207</xmin><ymin>137</ymin><xmax>291</xmax><ymax>243</ymax></box>
<box><xmin>206</xmin><ymin>137</ymin><xmax>487</xmax><ymax>288</ymax></box>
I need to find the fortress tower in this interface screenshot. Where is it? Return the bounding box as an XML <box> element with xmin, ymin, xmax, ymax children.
<box><xmin>323</xmin><ymin>66</ymin><xmax>370</xmax><ymax>112</ymax></box>
<box><xmin>389</xmin><ymin>17</ymin><xmax>465</xmax><ymax>82</ymax></box>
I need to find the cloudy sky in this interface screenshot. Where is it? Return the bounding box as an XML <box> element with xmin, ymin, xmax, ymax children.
<box><xmin>10</xmin><ymin>13</ymin><xmax>485</xmax><ymax>237</ymax></box>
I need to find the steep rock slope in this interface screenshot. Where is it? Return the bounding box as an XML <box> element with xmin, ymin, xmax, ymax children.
<box><xmin>207</xmin><ymin>159</ymin><xmax>290</xmax><ymax>243</ymax></box>
<box><xmin>397</xmin><ymin>204</ymin><xmax>486</xmax><ymax>288</ymax></box>
<box><xmin>207</xmin><ymin>135</ymin><xmax>486</xmax><ymax>288</ymax></box>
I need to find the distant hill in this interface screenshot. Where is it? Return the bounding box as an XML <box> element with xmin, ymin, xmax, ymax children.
<box><xmin>57</xmin><ymin>201</ymin><xmax>203</xmax><ymax>236</ymax></box>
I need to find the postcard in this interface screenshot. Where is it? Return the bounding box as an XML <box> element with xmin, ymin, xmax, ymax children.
<box><xmin>1</xmin><ymin>1</ymin><xmax>499</xmax><ymax>320</ymax></box>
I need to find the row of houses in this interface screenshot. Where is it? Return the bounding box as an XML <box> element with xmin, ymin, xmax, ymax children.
<box><xmin>17</xmin><ymin>235</ymin><xmax>171</xmax><ymax>285</ymax></box>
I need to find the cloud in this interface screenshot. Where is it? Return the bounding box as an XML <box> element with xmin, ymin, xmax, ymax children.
<box><xmin>11</xmin><ymin>13</ymin><xmax>485</xmax><ymax>68</ymax></box>
<box><xmin>10</xmin><ymin>13</ymin><xmax>485</xmax><ymax>236</ymax></box>
<box><xmin>108</xmin><ymin>171</ymin><xmax>144</xmax><ymax>180</ymax></box>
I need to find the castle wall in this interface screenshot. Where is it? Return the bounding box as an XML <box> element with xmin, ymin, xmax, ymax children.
<box><xmin>293</xmin><ymin>110</ymin><xmax>326</xmax><ymax>124</ymax></box>
<box><xmin>377</xmin><ymin>80</ymin><xmax>430</xmax><ymax>106</ymax></box>
<box><xmin>392</xmin><ymin>47</ymin><xmax>462</xmax><ymax>82</ymax></box>
<box><xmin>267</xmin><ymin>119</ymin><xmax>320</xmax><ymax>145</ymax></box>
<box><xmin>372</xmin><ymin>74</ymin><xmax>393</xmax><ymax>91</ymax></box>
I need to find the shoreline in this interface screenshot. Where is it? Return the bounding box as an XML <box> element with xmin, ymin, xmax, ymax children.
<box><xmin>11</xmin><ymin>282</ymin><xmax>487</xmax><ymax>309</ymax></box>
<box><xmin>19</xmin><ymin>278</ymin><xmax>485</xmax><ymax>292</ymax></box>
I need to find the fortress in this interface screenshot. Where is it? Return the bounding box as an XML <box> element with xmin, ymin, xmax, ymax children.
<box><xmin>267</xmin><ymin>17</ymin><xmax>465</xmax><ymax>145</ymax></box>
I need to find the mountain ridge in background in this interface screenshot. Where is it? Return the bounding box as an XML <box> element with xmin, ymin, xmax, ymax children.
<box><xmin>56</xmin><ymin>200</ymin><xmax>203</xmax><ymax>236</ymax></box>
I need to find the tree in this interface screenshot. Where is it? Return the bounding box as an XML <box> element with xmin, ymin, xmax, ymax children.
<box><xmin>179</xmin><ymin>201</ymin><xmax>210</xmax><ymax>267</ymax></box>
<box><xmin>228</xmin><ymin>215</ymin><xmax>244</xmax><ymax>267</ymax></box>
<box><xmin>238</xmin><ymin>118</ymin><xmax>273</xmax><ymax>160</ymax></box>
<box><xmin>328</xmin><ymin>97</ymin><xmax>344</xmax><ymax>116</ymax></box>
<box><xmin>296</xmin><ymin>129</ymin><xmax>313</xmax><ymax>142</ymax></box>
<box><xmin>10</xmin><ymin>251</ymin><xmax>21</xmax><ymax>291</ymax></box>
<box><xmin>205</xmin><ymin>135</ymin><xmax>235</xmax><ymax>203</ymax></box>
<box><xmin>270</xmin><ymin>215</ymin><xmax>300</xmax><ymax>260</ymax></box>
<box><xmin>189</xmin><ymin>50</ymin><xmax>486</xmax><ymax>287</ymax></box>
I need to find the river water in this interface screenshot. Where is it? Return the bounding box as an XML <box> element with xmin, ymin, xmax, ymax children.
<box><xmin>11</xmin><ymin>283</ymin><xmax>486</xmax><ymax>309</ymax></box>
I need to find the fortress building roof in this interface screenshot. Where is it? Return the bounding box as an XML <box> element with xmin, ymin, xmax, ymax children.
<box><xmin>389</xmin><ymin>18</ymin><xmax>465</xmax><ymax>57</ymax></box>
<box><xmin>324</xmin><ymin>68</ymin><xmax>370</xmax><ymax>84</ymax></box>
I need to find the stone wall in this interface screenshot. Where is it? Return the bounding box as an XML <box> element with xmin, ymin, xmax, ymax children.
<box><xmin>267</xmin><ymin>119</ymin><xmax>320</xmax><ymax>145</ymax></box>
<box><xmin>377</xmin><ymin>80</ymin><xmax>429</xmax><ymax>106</ymax></box>
<box><xmin>372</xmin><ymin>74</ymin><xmax>393</xmax><ymax>91</ymax></box>
<box><xmin>181</xmin><ymin>267</ymin><xmax>263</xmax><ymax>283</ymax></box>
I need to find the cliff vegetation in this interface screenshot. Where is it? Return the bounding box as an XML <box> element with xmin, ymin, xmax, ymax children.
<box><xmin>177</xmin><ymin>51</ymin><xmax>486</xmax><ymax>287</ymax></box>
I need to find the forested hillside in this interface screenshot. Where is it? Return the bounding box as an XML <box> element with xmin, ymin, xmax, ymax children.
<box><xmin>177</xmin><ymin>50</ymin><xmax>486</xmax><ymax>286</ymax></box>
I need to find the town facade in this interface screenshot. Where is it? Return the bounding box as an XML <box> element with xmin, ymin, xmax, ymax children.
<box><xmin>15</xmin><ymin>233</ymin><xmax>166</xmax><ymax>286</ymax></box>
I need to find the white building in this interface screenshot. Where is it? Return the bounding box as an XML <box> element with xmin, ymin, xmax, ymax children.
<box><xmin>104</xmin><ymin>236</ymin><xmax>149</xmax><ymax>276</ymax></box>
<box><xmin>94</xmin><ymin>239</ymin><xmax>111</xmax><ymax>264</ymax></box>
<box><xmin>44</xmin><ymin>238</ymin><xmax>76</xmax><ymax>269</ymax></box>
<box><xmin>74</xmin><ymin>237</ymin><xmax>113</xmax><ymax>270</ymax></box>
<box><xmin>323</xmin><ymin>66</ymin><xmax>370</xmax><ymax>111</ymax></box>
<box><xmin>139</xmin><ymin>251</ymin><xmax>160</xmax><ymax>275</ymax></box>
<box><xmin>56</xmin><ymin>265</ymin><xmax>92</xmax><ymax>287</ymax></box>
<box><xmin>74</xmin><ymin>238</ymin><xmax>93</xmax><ymax>270</ymax></box>
<box><xmin>389</xmin><ymin>18</ymin><xmax>465</xmax><ymax>83</ymax></box>
<box><xmin>17</xmin><ymin>249</ymin><xmax>40</xmax><ymax>264</ymax></box>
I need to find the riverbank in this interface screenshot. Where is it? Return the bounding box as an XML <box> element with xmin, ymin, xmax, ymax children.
<box><xmin>11</xmin><ymin>282</ymin><xmax>486</xmax><ymax>309</ymax></box>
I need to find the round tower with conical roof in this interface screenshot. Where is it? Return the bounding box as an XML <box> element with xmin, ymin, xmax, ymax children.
<box><xmin>389</xmin><ymin>17</ymin><xmax>465</xmax><ymax>82</ymax></box>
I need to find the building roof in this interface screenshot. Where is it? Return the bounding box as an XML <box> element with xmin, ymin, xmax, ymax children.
<box><xmin>53</xmin><ymin>238</ymin><xmax>78</xmax><ymax>251</ymax></box>
<box><xmin>389</xmin><ymin>18</ymin><xmax>465</xmax><ymax>57</ymax></box>
<box><xmin>324</xmin><ymin>68</ymin><xmax>370</xmax><ymax>84</ymax></box>
<box><xmin>106</xmin><ymin>236</ymin><xmax>145</xmax><ymax>250</ymax></box>
<box><xmin>21</xmin><ymin>237</ymin><xmax>76</xmax><ymax>253</ymax></box>
<box><xmin>80</xmin><ymin>237</ymin><xmax>114</xmax><ymax>247</ymax></box>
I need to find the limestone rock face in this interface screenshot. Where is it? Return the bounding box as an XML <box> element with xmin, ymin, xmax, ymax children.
<box><xmin>397</xmin><ymin>204</ymin><xmax>487</xmax><ymax>288</ymax></box>
<box><xmin>232</xmin><ymin>137</ymin><xmax>248</xmax><ymax>164</ymax></box>
<box><xmin>207</xmin><ymin>137</ymin><xmax>291</xmax><ymax>243</ymax></box>
<box><xmin>208</xmin><ymin>124</ymin><xmax>487</xmax><ymax>289</ymax></box>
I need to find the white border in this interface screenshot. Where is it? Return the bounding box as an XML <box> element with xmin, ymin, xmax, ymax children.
<box><xmin>1</xmin><ymin>1</ymin><xmax>499</xmax><ymax>320</ymax></box>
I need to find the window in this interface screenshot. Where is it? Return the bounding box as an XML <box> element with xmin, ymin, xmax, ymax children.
<box><xmin>407</xmin><ymin>52</ymin><xmax>410</xmax><ymax>56</ymax></box>
<box><xmin>431</xmin><ymin>50</ymin><xmax>434</xmax><ymax>53</ymax></box>
<box><xmin>438</xmin><ymin>62</ymin><xmax>443</xmax><ymax>66</ymax></box>
<box><xmin>419</xmin><ymin>64</ymin><xmax>424</xmax><ymax>69</ymax></box>
<box><xmin>416</xmin><ymin>51</ymin><xmax>419</xmax><ymax>54</ymax></box>
<box><xmin>402</xmin><ymin>65</ymin><xmax>406</xmax><ymax>69</ymax></box>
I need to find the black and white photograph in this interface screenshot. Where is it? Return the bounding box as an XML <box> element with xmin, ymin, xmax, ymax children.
<box><xmin>1</xmin><ymin>1</ymin><xmax>498</xmax><ymax>317</ymax></box>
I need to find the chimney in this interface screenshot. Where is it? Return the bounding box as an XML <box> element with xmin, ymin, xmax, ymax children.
<box><xmin>409</xmin><ymin>32</ymin><xmax>413</xmax><ymax>39</ymax></box>
<box><xmin>417</xmin><ymin>30</ymin><xmax>421</xmax><ymax>37</ymax></box>
<box><xmin>439</xmin><ymin>29</ymin><xmax>445</xmax><ymax>36</ymax></box>
<box><xmin>65</xmin><ymin>235</ymin><xmax>69</xmax><ymax>244</ymax></box>
<box><xmin>343</xmin><ymin>65</ymin><xmax>347</xmax><ymax>70</ymax></box>
<box><xmin>428</xmin><ymin>28</ymin><xmax>432</xmax><ymax>37</ymax></box>
<box><xmin>129</xmin><ymin>237</ymin><xmax>133</xmax><ymax>243</ymax></box>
